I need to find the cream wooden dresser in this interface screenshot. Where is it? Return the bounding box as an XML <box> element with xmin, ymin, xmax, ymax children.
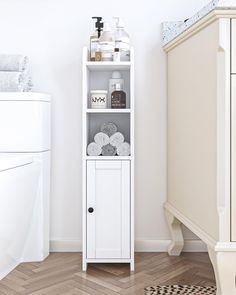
<box><xmin>164</xmin><ymin>8</ymin><xmax>236</xmax><ymax>295</ymax></box>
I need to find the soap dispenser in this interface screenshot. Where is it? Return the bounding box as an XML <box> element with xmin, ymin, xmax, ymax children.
<box><xmin>99</xmin><ymin>22</ymin><xmax>115</xmax><ymax>61</ymax></box>
<box><xmin>90</xmin><ymin>17</ymin><xmax>103</xmax><ymax>61</ymax></box>
<box><xmin>113</xmin><ymin>17</ymin><xmax>130</xmax><ymax>61</ymax></box>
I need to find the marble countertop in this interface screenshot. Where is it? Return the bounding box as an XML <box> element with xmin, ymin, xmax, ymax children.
<box><xmin>162</xmin><ymin>0</ymin><xmax>236</xmax><ymax>46</ymax></box>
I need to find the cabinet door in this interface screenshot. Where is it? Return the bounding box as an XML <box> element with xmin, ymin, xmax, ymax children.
<box><xmin>232</xmin><ymin>75</ymin><xmax>236</xmax><ymax>241</ymax></box>
<box><xmin>87</xmin><ymin>160</ymin><xmax>130</xmax><ymax>259</ymax></box>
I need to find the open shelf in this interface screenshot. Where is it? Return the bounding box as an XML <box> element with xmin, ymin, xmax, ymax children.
<box><xmin>86</xmin><ymin>113</ymin><xmax>130</xmax><ymax>148</ymax></box>
<box><xmin>88</xmin><ymin>70</ymin><xmax>130</xmax><ymax>109</ymax></box>
<box><xmin>86</xmin><ymin>61</ymin><xmax>131</xmax><ymax>71</ymax></box>
<box><xmin>86</xmin><ymin>109</ymin><xmax>131</xmax><ymax>113</ymax></box>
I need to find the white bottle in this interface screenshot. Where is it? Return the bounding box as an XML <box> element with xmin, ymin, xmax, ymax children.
<box><xmin>108</xmin><ymin>71</ymin><xmax>124</xmax><ymax>107</ymax></box>
<box><xmin>99</xmin><ymin>22</ymin><xmax>115</xmax><ymax>61</ymax></box>
<box><xmin>113</xmin><ymin>48</ymin><xmax>120</xmax><ymax>62</ymax></box>
<box><xmin>113</xmin><ymin>17</ymin><xmax>130</xmax><ymax>61</ymax></box>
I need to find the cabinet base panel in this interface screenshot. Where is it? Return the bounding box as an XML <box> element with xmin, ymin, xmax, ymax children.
<box><xmin>82</xmin><ymin>259</ymin><xmax>134</xmax><ymax>272</ymax></box>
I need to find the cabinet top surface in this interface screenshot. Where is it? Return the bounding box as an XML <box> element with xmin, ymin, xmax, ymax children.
<box><xmin>0</xmin><ymin>92</ymin><xmax>51</xmax><ymax>102</ymax></box>
<box><xmin>162</xmin><ymin>0</ymin><xmax>236</xmax><ymax>49</ymax></box>
<box><xmin>85</xmin><ymin>62</ymin><xmax>131</xmax><ymax>71</ymax></box>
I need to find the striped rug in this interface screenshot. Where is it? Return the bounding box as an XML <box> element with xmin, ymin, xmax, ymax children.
<box><xmin>144</xmin><ymin>285</ymin><xmax>216</xmax><ymax>294</ymax></box>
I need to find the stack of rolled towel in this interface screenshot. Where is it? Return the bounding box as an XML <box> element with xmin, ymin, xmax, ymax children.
<box><xmin>87</xmin><ymin>122</ymin><xmax>131</xmax><ymax>156</ymax></box>
<box><xmin>0</xmin><ymin>54</ymin><xmax>33</xmax><ymax>92</ymax></box>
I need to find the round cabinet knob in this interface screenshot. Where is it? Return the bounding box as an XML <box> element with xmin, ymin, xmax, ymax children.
<box><xmin>88</xmin><ymin>207</ymin><xmax>94</xmax><ymax>213</ymax></box>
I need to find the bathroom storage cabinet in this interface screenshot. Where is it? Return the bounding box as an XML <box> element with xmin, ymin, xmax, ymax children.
<box><xmin>164</xmin><ymin>11</ymin><xmax>236</xmax><ymax>295</ymax></box>
<box><xmin>82</xmin><ymin>47</ymin><xmax>134</xmax><ymax>271</ymax></box>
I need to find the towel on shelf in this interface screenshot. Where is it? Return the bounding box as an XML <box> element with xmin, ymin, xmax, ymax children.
<box><xmin>117</xmin><ymin>142</ymin><xmax>130</xmax><ymax>156</ymax></box>
<box><xmin>101</xmin><ymin>122</ymin><xmax>117</xmax><ymax>137</ymax></box>
<box><xmin>87</xmin><ymin>142</ymin><xmax>102</xmax><ymax>156</ymax></box>
<box><xmin>101</xmin><ymin>144</ymin><xmax>117</xmax><ymax>156</ymax></box>
<box><xmin>94</xmin><ymin>132</ymin><xmax>110</xmax><ymax>147</ymax></box>
<box><xmin>0</xmin><ymin>72</ymin><xmax>32</xmax><ymax>92</ymax></box>
<box><xmin>110</xmin><ymin>132</ymin><xmax>124</xmax><ymax>147</ymax></box>
<box><xmin>0</xmin><ymin>55</ymin><xmax>29</xmax><ymax>72</ymax></box>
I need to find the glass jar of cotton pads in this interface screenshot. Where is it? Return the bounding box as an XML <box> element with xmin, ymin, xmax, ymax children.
<box><xmin>90</xmin><ymin>90</ymin><xmax>108</xmax><ymax>109</ymax></box>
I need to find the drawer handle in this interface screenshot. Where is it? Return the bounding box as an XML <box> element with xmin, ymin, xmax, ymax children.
<box><xmin>88</xmin><ymin>207</ymin><xmax>94</xmax><ymax>213</ymax></box>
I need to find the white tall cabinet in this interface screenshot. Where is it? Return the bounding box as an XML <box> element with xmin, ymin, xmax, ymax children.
<box><xmin>82</xmin><ymin>47</ymin><xmax>134</xmax><ymax>271</ymax></box>
<box><xmin>164</xmin><ymin>10</ymin><xmax>236</xmax><ymax>295</ymax></box>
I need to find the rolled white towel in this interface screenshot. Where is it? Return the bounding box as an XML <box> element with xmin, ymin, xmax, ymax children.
<box><xmin>100</xmin><ymin>122</ymin><xmax>117</xmax><ymax>137</ymax></box>
<box><xmin>0</xmin><ymin>72</ymin><xmax>33</xmax><ymax>92</ymax></box>
<box><xmin>0</xmin><ymin>55</ymin><xmax>29</xmax><ymax>72</ymax></box>
<box><xmin>102</xmin><ymin>144</ymin><xmax>117</xmax><ymax>156</ymax></box>
<box><xmin>87</xmin><ymin>142</ymin><xmax>102</xmax><ymax>156</ymax></box>
<box><xmin>110</xmin><ymin>132</ymin><xmax>124</xmax><ymax>147</ymax></box>
<box><xmin>117</xmin><ymin>142</ymin><xmax>131</xmax><ymax>156</ymax></box>
<box><xmin>25</xmin><ymin>77</ymin><xmax>33</xmax><ymax>91</ymax></box>
<box><xmin>94</xmin><ymin>132</ymin><xmax>109</xmax><ymax>147</ymax></box>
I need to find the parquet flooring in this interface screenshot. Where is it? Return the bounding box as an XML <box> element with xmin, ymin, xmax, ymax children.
<box><xmin>0</xmin><ymin>252</ymin><xmax>216</xmax><ymax>295</ymax></box>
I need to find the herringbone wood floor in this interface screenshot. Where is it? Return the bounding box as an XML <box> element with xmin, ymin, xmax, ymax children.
<box><xmin>0</xmin><ymin>252</ymin><xmax>216</xmax><ymax>295</ymax></box>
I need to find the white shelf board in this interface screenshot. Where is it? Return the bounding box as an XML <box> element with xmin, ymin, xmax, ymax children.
<box><xmin>85</xmin><ymin>156</ymin><xmax>133</xmax><ymax>160</ymax></box>
<box><xmin>86</xmin><ymin>108</ymin><xmax>131</xmax><ymax>113</ymax></box>
<box><xmin>86</xmin><ymin>61</ymin><xmax>131</xmax><ymax>71</ymax></box>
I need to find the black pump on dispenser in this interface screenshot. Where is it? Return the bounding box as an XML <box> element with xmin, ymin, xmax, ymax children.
<box><xmin>92</xmin><ymin>17</ymin><xmax>103</xmax><ymax>38</ymax></box>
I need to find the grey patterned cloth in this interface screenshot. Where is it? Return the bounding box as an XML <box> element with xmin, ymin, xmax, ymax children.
<box><xmin>144</xmin><ymin>285</ymin><xmax>216</xmax><ymax>295</ymax></box>
<box><xmin>101</xmin><ymin>122</ymin><xmax>117</xmax><ymax>137</ymax></box>
<box><xmin>0</xmin><ymin>72</ymin><xmax>33</xmax><ymax>92</ymax></box>
<box><xmin>101</xmin><ymin>144</ymin><xmax>117</xmax><ymax>156</ymax></box>
<box><xmin>0</xmin><ymin>55</ymin><xmax>29</xmax><ymax>72</ymax></box>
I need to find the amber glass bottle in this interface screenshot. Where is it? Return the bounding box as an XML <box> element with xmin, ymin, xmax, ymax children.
<box><xmin>111</xmin><ymin>83</ymin><xmax>126</xmax><ymax>108</ymax></box>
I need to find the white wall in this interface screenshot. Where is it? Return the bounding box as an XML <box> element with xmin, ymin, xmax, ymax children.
<box><xmin>0</xmin><ymin>0</ymin><xmax>210</xmax><ymax>250</ymax></box>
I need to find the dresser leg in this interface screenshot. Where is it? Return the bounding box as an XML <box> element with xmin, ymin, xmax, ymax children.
<box><xmin>130</xmin><ymin>260</ymin><xmax>135</xmax><ymax>272</ymax></box>
<box><xmin>208</xmin><ymin>246</ymin><xmax>236</xmax><ymax>295</ymax></box>
<box><xmin>165</xmin><ymin>208</ymin><xmax>184</xmax><ymax>256</ymax></box>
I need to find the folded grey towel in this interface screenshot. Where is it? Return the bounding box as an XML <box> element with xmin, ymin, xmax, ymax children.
<box><xmin>0</xmin><ymin>72</ymin><xmax>33</xmax><ymax>92</ymax></box>
<box><xmin>87</xmin><ymin>142</ymin><xmax>102</xmax><ymax>156</ymax></box>
<box><xmin>0</xmin><ymin>55</ymin><xmax>29</xmax><ymax>72</ymax></box>
<box><xmin>102</xmin><ymin>144</ymin><xmax>117</xmax><ymax>156</ymax></box>
<box><xmin>117</xmin><ymin>142</ymin><xmax>130</xmax><ymax>156</ymax></box>
<box><xmin>94</xmin><ymin>132</ymin><xmax>109</xmax><ymax>147</ymax></box>
<box><xmin>110</xmin><ymin>132</ymin><xmax>124</xmax><ymax>147</ymax></box>
<box><xmin>100</xmin><ymin>122</ymin><xmax>117</xmax><ymax>137</ymax></box>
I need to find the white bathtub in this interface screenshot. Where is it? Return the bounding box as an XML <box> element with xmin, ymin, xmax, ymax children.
<box><xmin>0</xmin><ymin>155</ymin><xmax>40</xmax><ymax>279</ymax></box>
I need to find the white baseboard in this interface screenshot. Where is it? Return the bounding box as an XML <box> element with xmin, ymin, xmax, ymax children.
<box><xmin>50</xmin><ymin>239</ymin><xmax>82</xmax><ymax>252</ymax></box>
<box><xmin>50</xmin><ymin>239</ymin><xmax>207</xmax><ymax>253</ymax></box>
<box><xmin>135</xmin><ymin>239</ymin><xmax>207</xmax><ymax>252</ymax></box>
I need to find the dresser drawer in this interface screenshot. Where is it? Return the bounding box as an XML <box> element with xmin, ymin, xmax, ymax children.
<box><xmin>231</xmin><ymin>19</ymin><xmax>236</xmax><ymax>73</ymax></box>
<box><xmin>231</xmin><ymin>75</ymin><xmax>236</xmax><ymax>241</ymax></box>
